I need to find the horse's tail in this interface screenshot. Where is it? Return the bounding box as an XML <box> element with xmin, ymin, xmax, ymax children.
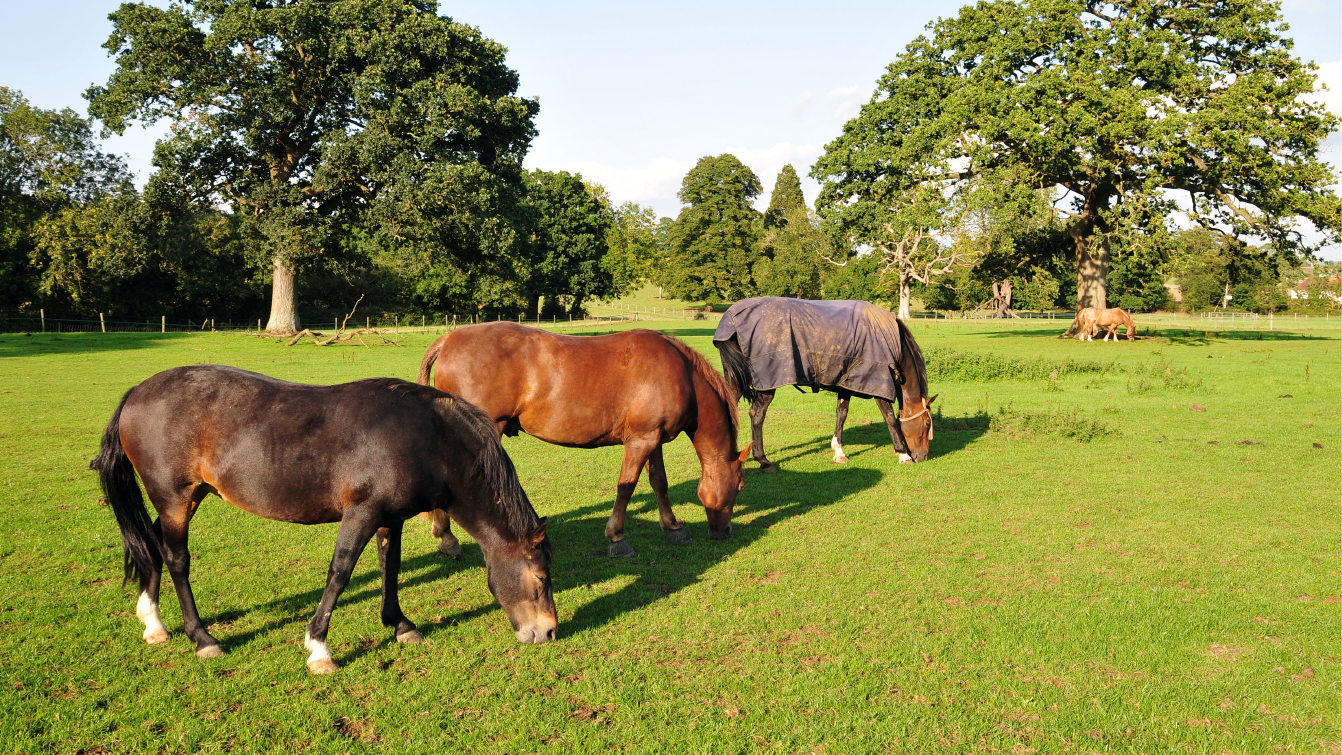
<box><xmin>418</xmin><ymin>338</ymin><xmax>443</xmax><ymax>386</ymax></box>
<box><xmin>89</xmin><ymin>388</ymin><xmax>160</xmax><ymax>590</ymax></box>
<box><xmin>714</xmin><ymin>336</ymin><xmax>756</xmax><ymax>403</ymax></box>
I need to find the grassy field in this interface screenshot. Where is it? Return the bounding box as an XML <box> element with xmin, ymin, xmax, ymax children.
<box><xmin>0</xmin><ymin>317</ymin><xmax>1337</xmax><ymax>754</ymax></box>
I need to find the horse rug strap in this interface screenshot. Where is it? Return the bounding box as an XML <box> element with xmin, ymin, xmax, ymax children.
<box><xmin>714</xmin><ymin>297</ymin><xmax>904</xmax><ymax>402</ymax></box>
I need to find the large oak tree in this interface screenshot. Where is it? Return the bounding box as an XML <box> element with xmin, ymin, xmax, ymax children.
<box><xmin>86</xmin><ymin>0</ymin><xmax>538</xmax><ymax>332</ymax></box>
<box><xmin>813</xmin><ymin>0</ymin><xmax>1340</xmax><ymax>309</ymax></box>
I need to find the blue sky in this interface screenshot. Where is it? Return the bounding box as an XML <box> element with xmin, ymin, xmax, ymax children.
<box><xmin>3</xmin><ymin>0</ymin><xmax>1339</xmax><ymax>253</ymax></box>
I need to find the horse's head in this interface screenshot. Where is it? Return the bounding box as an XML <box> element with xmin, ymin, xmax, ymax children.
<box><xmin>897</xmin><ymin>394</ymin><xmax>937</xmax><ymax>464</ymax></box>
<box><xmin>485</xmin><ymin>519</ymin><xmax>557</xmax><ymax>644</ymax></box>
<box><xmin>699</xmin><ymin>444</ymin><xmax>751</xmax><ymax>539</ymax></box>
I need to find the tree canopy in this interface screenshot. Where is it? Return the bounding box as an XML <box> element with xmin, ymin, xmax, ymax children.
<box><xmin>813</xmin><ymin>0</ymin><xmax>1341</xmax><ymax>310</ymax></box>
<box><xmin>86</xmin><ymin>0</ymin><xmax>538</xmax><ymax>332</ymax></box>
<box><xmin>522</xmin><ymin>170</ymin><xmax>615</xmax><ymax>316</ymax></box>
<box><xmin>663</xmin><ymin>154</ymin><xmax>762</xmax><ymax>303</ymax></box>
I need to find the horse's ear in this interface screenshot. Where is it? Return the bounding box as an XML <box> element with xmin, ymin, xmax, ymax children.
<box><xmin>530</xmin><ymin>517</ymin><xmax>548</xmax><ymax>547</ymax></box>
<box><xmin>736</xmin><ymin>443</ymin><xmax>752</xmax><ymax>464</ymax></box>
<box><xmin>927</xmin><ymin>394</ymin><xmax>938</xmax><ymax>406</ymax></box>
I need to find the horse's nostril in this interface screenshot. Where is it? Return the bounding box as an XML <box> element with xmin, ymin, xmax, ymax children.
<box><xmin>544</xmin><ymin>627</ymin><xmax>557</xmax><ymax>642</ymax></box>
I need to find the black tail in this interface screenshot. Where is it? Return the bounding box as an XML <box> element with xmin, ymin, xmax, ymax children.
<box><xmin>715</xmin><ymin>336</ymin><xmax>756</xmax><ymax>403</ymax></box>
<box><xmin>89</xmin><ymin>388</ymin><xmax>160</xmax><ymax>589</ymax></box>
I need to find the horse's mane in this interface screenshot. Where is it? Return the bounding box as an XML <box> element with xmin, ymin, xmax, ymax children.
<box><xmin>658</xmin><ymin>334</ymin><xmax>740</xmax><ymax>448</ymax></box>
<box><xmin>895</xmin><ymin>318</ymin><xmax>928</xmax><ymax>397</ymax></box>
<box><xmin>362</xmin><ymin>378</ymin><xmax>541</xmax><ymax>540</ymax></box>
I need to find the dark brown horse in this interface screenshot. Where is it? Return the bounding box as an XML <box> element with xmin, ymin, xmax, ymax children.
<box><xmin>419</xmin><ymin>323</ymin><xmax>749</xmax><ymax>558</ymax></box>
<box><xmin>91</xmin><ymin>366</ymin><xmax>555</xmax><ymax>674</ymax></box>
<box><xmin>715</xmin><ymin>298</ymin><xmax>934</xmax><ymax>470</ymax></box>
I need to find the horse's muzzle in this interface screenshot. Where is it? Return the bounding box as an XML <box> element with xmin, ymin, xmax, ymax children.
<box><xmin>515</xmin><ymin>620</ymin><xmax>558</xmax><ymax>644</ymax></box>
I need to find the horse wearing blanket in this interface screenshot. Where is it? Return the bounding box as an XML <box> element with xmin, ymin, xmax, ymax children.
<box><xmin>714</xmin><ymin>297</ymin><xmax>934</xmax><ymax>471</ymax></box>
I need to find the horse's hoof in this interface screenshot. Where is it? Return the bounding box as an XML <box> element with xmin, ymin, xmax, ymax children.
<box><xmin>832</xmin><ymin>454</ymin><xmax>848</xmax><ymax>464</ymax></box>
<box><xmin>195</xmin><ymin>644</ymin><xmax>224</xmax><ymax>659</ymax></box>
<box><xmin>758</xmin><ymin>462</ymin><xmax>778</xmax><ymax>474</ymax></box>
<box><xmin>307</xmin><ymin>658</ymin><xmax>340</xmax><ymax>675</ymax></box>
<box><xmin>664</xmin><ymin>526</ymin><xmax>692</xmax><ymax>545</ymax></box>
<box><xmin>439</xmin><ymin>541</ymin><xmax>464</xmax><ymax>559</ymax></box>
<box><xmin>396</xmin><ymin>629</ymin><xmax>425</xmax><ymax>644</ymax></box>
<box><xmin>143</xmin><ymin>629</ymin><xmax>170</xmax><ymax>645</ymax></box>
<box><xmin>607</xmin><ymin>539</ymin><xmax>637</xmax><ymax>559</ymax></box>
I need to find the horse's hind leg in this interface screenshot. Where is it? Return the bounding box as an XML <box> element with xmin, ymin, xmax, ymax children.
<box><xmin>376</xmin><ymin>520</ymin><xmax>422</xmax><ymax>644</ymax></box>
<box><xmin>876</xmin><ymin>398</ymin><xmax>913</xmax><ymax>464</ymax></box>
<box><xmin>156</xmin><ymin>486</ymin><xmax>223</xmax><ymax>658</ymax></box>
<box><xmin>427</xmin><ymin>509</ymin><xmax>462</xmax><ymax>559</ymax></box>
<box><xmin>831</xmin><ymin>392</ymin><xmax>851</xmax><ymax>464</ymax></box>
<box><xmin>605</xmin><ymin>435</ymin><xmax>658</xmax><ymax>558</ymax></box>
<box><xmin>305</xmin><ymin>505</ymin><xmax>383</xmax><ymax>674</ymax></box>
<box><xmin>136</xmin><ymin>519</ymin><xmax>168</xmax><ymax>645</ymax></box>
<box><xmin>647</xmin><ymin>445</ymin><xmax>690</xmax><ymax>545</ymax></box>
<box><xmin>749</xmin><ymin>390</ymin><xmax>777</xmax><ymax>473</ymax></box>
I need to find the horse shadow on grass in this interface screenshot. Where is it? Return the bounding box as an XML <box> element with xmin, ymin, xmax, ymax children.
<box><xmin>759</xmin><ymin>412</ymin><xmax>991</xmax><ymax>468</ymax></box>
<box><xmin>545</xmin><ymin>464</ymin><xmax>883</xmax><ymax>637</ymax></box>
<box><xmin>189</xmin><ymin>464</ymin><xmax>883</xmax><ymax>665</ymax></box>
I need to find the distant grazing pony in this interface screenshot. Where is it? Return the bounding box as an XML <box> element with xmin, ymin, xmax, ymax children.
<box><xmin>91</xmin><ymin>366</ymin><xmax>556</xmax><ymax>675</ymax></box>
<box><xmin>418</xmin><ymin>323</ymin><xmax>749</xmax><ymax>559</ymax></box>
<box><xmin>1076</xmin><ymin>307</ymin><xmax>1136</xmax><ymax>341</ymax></box>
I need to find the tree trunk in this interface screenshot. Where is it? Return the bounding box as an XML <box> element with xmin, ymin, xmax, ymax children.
<box><xmin>897</xmin><ymin>271</ymin><xmax>912</xmax><ymax>319</ymax></box>
<box><xmin>266</xmin><ymin>257</ymin><xmax>300</xmax><ymax>334</ymax></box>
<box><xmin>1070</xmin><ymin>204</ymin><xmax>1110</xmax><ymax>310</ymax></box>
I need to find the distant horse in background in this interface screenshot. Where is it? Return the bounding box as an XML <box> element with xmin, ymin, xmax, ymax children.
<box><xmin>1077</xmin><ymin>307</ymin><xmax>1136</xmax><ymax>341</ymax></box>
<box><xmin>91</xmin><ymin>366</ymin><xmax>556</xmax><ymax>675</ymax></box>
<box><xmin>714</xmin><ymin>297</ymin><xmax>934</xmax><ymax>471</ymax></box>
<box><xmin>419</xmin><ymin>323</ymin><xmax>750</xmax><ymax>559</ymax></box>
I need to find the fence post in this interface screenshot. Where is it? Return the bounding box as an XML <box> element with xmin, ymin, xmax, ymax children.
<box><xmin>100</xmin><ymin>313</ymin><xmax>106</xmax><ymax>333</ymax></box>
<box><xmin>40</xmin><ymin>309</ymin><xmax>45</xmax><ymax>332</ymax></box>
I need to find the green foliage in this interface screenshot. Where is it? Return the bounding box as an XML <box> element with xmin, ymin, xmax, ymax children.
<box><xmin>1126</xmin><ymin>360</ymin><xmax>1202</xmax><ymax>393</ymax></box>
<box><xmin>1107</xmin><ymin>252</ymin><xmax>1170</xmax><ymax>313</ymax></box>
<box><xmin>664</xmin><ymin>155</ymin><xmax>762</xmax><ymax>303</ymax></box>
<box><xmin>1015</xmin><ymin>267</ymin><xmax>1063</xmax><ymax>312</ymax></box>
<box><xmin>1168</xmin><ymin>228</ymin><xmax>1288</xmax><ymax>313</ymax></box>
<box><xmin>603</xmin><ymin>201</ymin><xmax>661</xmax><ymax>300</ymax></box>
<box><xmin>763</xmin><ymin>164</ymin><xmax>806</xmax><ymax>229</ymax></box>
<box><xmin>86</xmin><ymin>0</ymin><xmax>539</xmax><ymax>325</ymax></box>
<box><xmin>814</xmin><ymin>0</ymin><xmax>1341</xmax><ymax>308</ymax></box>
<box><xmin>519</xmin><ymin>171</ymin><xmax>615</xmax><ymax>316</ymax></box>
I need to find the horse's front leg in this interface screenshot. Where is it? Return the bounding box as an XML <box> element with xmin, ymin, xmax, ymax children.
<box><xmin>749</xmin><ymin>390</ymin><xmax>777</xmax><ymax>473</ymax></box>
<box><xmin>376</xmin><ymin>519</ymin><xmax>422</xmax><ymax>644</ymax></box>
<box><xmin>876</xmin><ymin>398</ymin><xmax>913</xmax><ymax>464</ymax></box>
<box><xmin>304</xmin><ymin>505</ymin><xmax>383</xmax><ymax>674</ymax></box>
<box><xmin>604</xmin><ymin>435</ymin><xmax>659</xmax><ymax>558</ymax></box>
<box><xmin>647</xmin><ymin>445</ymin><xmax>691</xmax><ymax>545</ymax></box>
<box><xmin>831</xmin><ymin>392</ymin><xmax>851</xmax><ymax>464</ymax></box>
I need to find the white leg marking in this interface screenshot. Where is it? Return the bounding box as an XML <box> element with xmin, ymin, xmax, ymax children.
<box><xmin>304</xmin><ymin>630</ymin><xmax>338</xmax><ymax>674</ymax></box>
<box><xmin>898</xmin><ymin>452</ymin><xmax>913</xmax><ymax>465</ymax></box>
<box><xmin>830</xmin><ymin>435</ymin><xmax>848</xmax><ymax>464</ymax></box>
<box><xmin>137</xmin><ymin>591</ymin><xmax>169</xmax><ymax>644</ymax></box>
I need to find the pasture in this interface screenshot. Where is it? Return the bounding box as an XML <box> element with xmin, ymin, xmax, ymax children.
<box><xmin>0</xmin><ymin>319</ymin><xmax>1337</xmax><ymax>754</ymax></box>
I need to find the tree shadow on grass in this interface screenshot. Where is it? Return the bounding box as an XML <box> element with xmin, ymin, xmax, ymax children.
<box><xmin>0</xmin><ymin>331</ymin><xmax>194</xmax><ymax>357</ymax></box>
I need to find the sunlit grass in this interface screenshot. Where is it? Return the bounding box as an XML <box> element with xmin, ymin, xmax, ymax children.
<box><xmin>0</xmin><ymin>318</ymin><xmax>1336</xmax><ymax>753</ymax></box>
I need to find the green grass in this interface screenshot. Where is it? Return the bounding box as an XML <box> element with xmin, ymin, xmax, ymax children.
<box><xmin>0</xmin><ymin>318</ymin><xmax>1337</xmax><ymax>754</ymax></box>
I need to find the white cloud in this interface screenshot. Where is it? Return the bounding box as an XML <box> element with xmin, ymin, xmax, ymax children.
<box><xmin>1307</xmin><ymin>59</ymin><xmax>1342</xmax><ymax>120</ymax></box>
<box><xmin>826</xmin><ymin>86</ymin><xmax>866</xmax><ymax>119</ymax></box>
<box><xmin>548</xmin><ymin>156</ymin><xmax>697</xmax><ymax>214</ymax></box>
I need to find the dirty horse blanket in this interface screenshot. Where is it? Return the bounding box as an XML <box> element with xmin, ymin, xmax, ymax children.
<box><xmin>714</xmin><ymin>297</ymin><xmax>905</xmax><ymax>401</ymax></box>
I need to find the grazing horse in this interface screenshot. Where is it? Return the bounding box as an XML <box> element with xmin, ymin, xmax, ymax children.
<box><xmin>1077</xmin><ymin>307</ymin><xmax>1135</xmax><ymax>341</ymax></box>
<box><xmin>90</xmin><ymin>366</ymin><xmax>555</xmax><ymax>674</ymax></box>
<box><xmin>714</xmin><ymin>297</ymin><xmax>934</xmax><ymax>471</ymax></box>
<box><xmin>418</xmin><ymin>322</ymin><xmax>749</xmax><ymax>559</ymax></box>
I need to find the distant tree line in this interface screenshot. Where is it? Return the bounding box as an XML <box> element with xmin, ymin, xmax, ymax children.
<box><xmin>2</xmin><ymin>0</ymin><xmax>1337</xmax><ymax>328</ymax></box>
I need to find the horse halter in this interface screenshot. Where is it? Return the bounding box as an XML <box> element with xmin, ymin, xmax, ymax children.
<box><xmin>897</xmin><ymin>404</ymin><xmax>930</xmax><ymax>423</ymax></box>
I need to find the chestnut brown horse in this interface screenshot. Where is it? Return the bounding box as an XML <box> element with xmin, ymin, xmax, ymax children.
<box><xmin>1077</xmin><ymin>307</ymin><xmax>1136</xmax><ymax>341</ymax></box>
<box><xmin>419</xmin><ymin>323</ymin><xmax>749</xmax><ymax>558</ymax></box>
<box><xmin>91</xmin><ymin>366</ymin><xmax>555</xmax><ymax>674</ymax></box>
